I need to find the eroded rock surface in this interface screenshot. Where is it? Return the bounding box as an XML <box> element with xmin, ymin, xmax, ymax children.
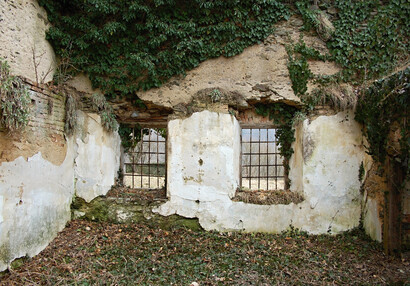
<box><xmin>0</xmin><ymin>0</ymin><xmax>56</xmax><ymax>83</ymax></box>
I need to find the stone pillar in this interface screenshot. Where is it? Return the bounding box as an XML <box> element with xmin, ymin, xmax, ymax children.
<box><xmin>157</xmin><ymin>110</ymin><xmax>241</xmax><ymax>219</ymax></box>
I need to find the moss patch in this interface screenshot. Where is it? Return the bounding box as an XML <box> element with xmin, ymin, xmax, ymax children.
<box><xmin>71</xmin><ymin>189</ymin><xmax>201</xmax><ymax>231</ymax></box>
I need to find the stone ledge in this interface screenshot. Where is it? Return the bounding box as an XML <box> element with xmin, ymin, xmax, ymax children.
<box><xmin>71</xmin><ymin>193</ymin><xmax>201</xmax><ymax>231</ymax></box>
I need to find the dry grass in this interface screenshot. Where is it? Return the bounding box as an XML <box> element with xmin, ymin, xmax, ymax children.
<box><xmin>232</xmin><ymin>189</ymin><xmax>304</xmax><ymax>205</ymax></box>
<box><xmin>307</xmin><ymin>83</ymin><xmax>358</xmax><ymax>111</ymax></box>
<box><xmin>106</xmin><ymin>185</ymin><xmax>166</xmax><ymax>202</ymax></box>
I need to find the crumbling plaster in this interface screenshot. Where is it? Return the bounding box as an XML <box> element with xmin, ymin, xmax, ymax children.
<box><xmin>74</xmin><ymin>110</ymin><xmax>121</xmax><ymax>203</ymax></box>
<box><xmin>156</xmin><ymin>110</ymin><xmax>367</xmax><ymax>234</ymax></box>
<box><xmin>0</xmin><ymin>0</ymin><xmax>120</xmax><ymax>269</ymax></box>
<box><xmin>0</xmin><ymin>110</ymin><xmax>121</xmax><ymax>271</ymax></box>
<box><xmin>0</xmin><ymin>139</ymin><xmax>75</xmax><ymax>272</ymax></box>
<box><xmin>160</xmin><ymin>111</ymin><xmax>241</xmax><ymax>219</ymax></box>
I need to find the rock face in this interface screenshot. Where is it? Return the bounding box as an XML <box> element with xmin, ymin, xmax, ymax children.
<box><xmin>114</xmin><ymin>16</ymin><xmax>340</xmax><ymax>122</ymax></box>
<box><xmin>0</xmin><ymin>0</ymin><xmax>56</xmax><ymax>83</ymax></box>
<box><xmin>155</xmin><ymin>110</ymin><xmax>367</xmax><ymax>234</ymax></box>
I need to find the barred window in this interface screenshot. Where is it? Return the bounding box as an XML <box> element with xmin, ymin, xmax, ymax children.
<box><xmin>123</xmin><ymin>128</ymin><xmax>166</xmax><ymax>189</ymax></box>
<box><xmin>241</xmin><ymin>128</ymin><xmax>285</xmax><ymax>190</ymax></box>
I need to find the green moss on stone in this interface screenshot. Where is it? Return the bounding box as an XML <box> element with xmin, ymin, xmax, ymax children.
<box><xmin>71</xmin><ymin>195</ymin><xmax>201</xmax><ymax>231</ymax></box>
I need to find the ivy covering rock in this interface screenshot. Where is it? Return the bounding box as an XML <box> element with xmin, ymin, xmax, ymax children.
<box><xmin>38</xmin><ymin>0</ymin><xmax>291</xmax><ymax>102</ymax></box>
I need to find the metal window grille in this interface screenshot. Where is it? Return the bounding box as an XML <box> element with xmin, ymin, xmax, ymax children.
<box><xmin>241</xmin><ymin>128</ymin><xmax>285</xmax><ymax>190</ymax></box>
<box><xmin>124</xmin><ymin>128</ymin><xmax>166</xmax><ymax>189</ymax></box>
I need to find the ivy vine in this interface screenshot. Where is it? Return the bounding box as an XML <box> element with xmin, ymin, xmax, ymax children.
<box><xmin>294</xmin><ymin>0</ymin><xmax>409</xmax><ymax>82</ymax></box>
<box><xmin>295</xmin><ymin>0</ymin><xmax>320</xmax><ymax>31</ymax></box>
<box><xmin>39</xmin><ymin>0</ymin><xmax>290</xmax><ymax>102</ymax></box>
<box><xmin>327</xmin><ymin>0</ymin><xmax>409</xmax><ymax>81</ymax></box>
<box><xmin>286</xmin><ymin>44</ymin><xmax>313</xmax><ymax>97</ymax></box>
<box><xmin>118</xmin><ymin>124</ymin><xmax>142</xmax><ymax>152</ymax></box>
<box><xmin>255</xmin><ymin>103</ymin><xmax>299</xmax><ymax>189</ymax></box>
<box><xmin>355</xmin><ymin>67</ymin><xmax>409</xmax><ymax>174</ymax></box>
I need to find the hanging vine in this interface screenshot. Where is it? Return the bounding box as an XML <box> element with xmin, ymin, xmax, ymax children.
<box><xmin>255</xmin><ymin>103</ymin><xmax>299</xmax><ymax>189</ymax></box>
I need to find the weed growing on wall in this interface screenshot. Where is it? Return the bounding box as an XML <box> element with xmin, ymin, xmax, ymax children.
<box><xmin>90</xmin><ymin>93</ymin><xmax>118</xmax><ymax>132</ymax></box>
<box><xmin>0</xmin><ymin>59</ymin><xmax>31</xmax><ymax>132</ymax></box>
<box><xmin>64</xmin><ymin>94</ymin><xmax>78</xmax><ymax>136</ymax></box>
<box><xmin>209</xmin><ymin>89</ymin><xmax>222</xmax><ymax>103</ymax></box>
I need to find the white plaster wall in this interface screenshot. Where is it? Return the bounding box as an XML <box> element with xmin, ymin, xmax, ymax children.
<box><xmin>0</xmin><ymin>0</ymin><xmax>56</xmax><ymax>83</ymax></box>
<box><xmin>157</xmin><ymin>111</ymin><xmax>241</xmax><ymax>219</ymax></box>
<box><xmin>156</xmin><ymin>111</ymin><xmax>366</xmax><ymax>234</ymax></box>
<box><xmin>363</xmin><ymin>196</ymin><xmax>382</xmax><ymax>242</ymax></box>
<box><xmin>298</xmin><ymin>111</ymin><xmax>365</xmax><ymax>233</ymax></box>
<box><xmin>0</xmin><ymin>139</ymin><xmax>75</xmax><ymax>271</ymax></box>
<box><xmin>74</xmin><ymin>111</ymin><xmax>121</xmax><ymax>202</ymax></box>
<box><xmin>0</xmin><ymin>110</ymin><xmax>121</xmax><ymax>271</ymax></box>
<box><xmin>289</xmin><ymin>122</ymin><xmax>304</xmax><ymax>194</ymax></box>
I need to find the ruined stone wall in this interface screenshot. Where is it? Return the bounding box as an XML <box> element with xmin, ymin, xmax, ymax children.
<box><xmin>155</xmin><ymin>110</ymin><xmax>367</xmax><ymax>234</ymax></box>
<box><xmin>74</xmin><ymin>110</ymin><xmax>121</xmax><ymax>203</ymax></box>
<box><xmin>0</xmin><ymin>1</ymin><xmax>121</xmax><ymax>271</ymax></box>
<box><xmin>0</xmin><ymin>81</ymin><xmax>73</xmax><ymax>271</ymax></box>
<box><xmin>0</xmin><ymin>82</ymin><xmax>121</xmax><ymax>271</ymax></box>
<box><xmin>0</xmin><ymin>0</ymin><xmax>395</xmax><ymax>268</ymax></box>
<box><xmin>0</xmin><ymin>80</ymin><xmax>67</xmax><ymax>165</ymax></box>
<box><xmin>0</xmin><ymin>1</ymin><xmax>123</xmax><ymax>270</ymax></box>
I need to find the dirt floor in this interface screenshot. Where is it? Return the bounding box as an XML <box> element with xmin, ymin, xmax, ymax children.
<box><xmin>1</xmin><ymin>220</ymin><xmax>409</xmax><ymax>285</ymax></box>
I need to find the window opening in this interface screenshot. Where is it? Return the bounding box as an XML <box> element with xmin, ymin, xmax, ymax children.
<box><xmin>241</xmin><ymin>128</ymin><xmax>285</xmax><ymax>190</ymax></box>
<box><xmin>124</xmin><ymin>128</ymin><xmax>166</xmax><ymax>189</ymax></box>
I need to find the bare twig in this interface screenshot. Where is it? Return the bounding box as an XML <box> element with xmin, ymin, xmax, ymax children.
<box><xmin>31</xmin><ymin>45</ymin><xmax>55</xmax><ymax>84</ymax></box>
